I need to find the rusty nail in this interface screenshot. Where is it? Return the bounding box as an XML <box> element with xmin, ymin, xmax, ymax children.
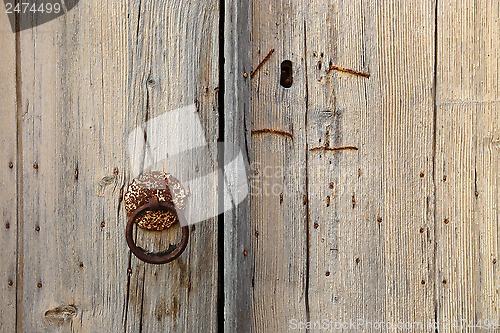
<box><xmin>493</xmin><ymin>258</ymin><xmax>497</xmax><ymax>265</ymax></box>
<box><xmin>33</xmin><ymin>163</ymin><xmax>39</xmax><ymax>169</ymax></box>
<box><xmin>113</xmin><ymin>168</ymin><xmax>119</xmax><ymax>175</ymax></box>
<box><xmin>243</xmin><ymin>72</ymin><xmax>248</xmax><ymax>78</ymax></box>
<box><xmin>127</xmin><ymin>268</ymin><xmax>132</xmax><ymax>275</ymax></box>
<box><xmin>5</xmin><ymin>223</ymin><xmax>10</xmax><ymax>229</ymax></box>
<box><xmin>475</xmin><ymin>191</ymin><xmax>479</xmax><ymax>197</ymax></box>
<box><xmin>355</xmin><ymin>258</ymin><xmax>360</xmax><ymax>264</ymax></box>
<box><xmin>419</xmin><ymin>227</ymin><xmax>425</xmax><ymax>233</ymax></box>
<box><xmin>442</xmin><ymin>279</ymin><xmax>447</xmax><ymax>285</ymax></box>
<box><xmin>313</xmin><ymin>223</ymin><xmax>319</xmax><ymax>229</ymax></box>
<box><xmin>35</xmin><ymin>226</ymin><xmax>40</xmax><ymax>232</ymax></box>
<box><xmin>243</xmin><ymin>250</ymin><xmax>248</xmax><ymax>256</ymax></box>
<box><xmin>329</xmin><ymin>182</ymin><xmax>334</xmax><ymax>189</ymax></box>
<box><xmin>420</xmin><ymin>172</ymin><xmax>425</xmax><ymax>178</ymax></box>
<box><xmin>37</xmin><ymin>282</ymin><xmax>43</xmax><ymax>288</ymax></box>
<box><xmin>421</xmin><ymin>280</ymin><xmax>426</xmax><ymax>285</ymax></box>
<box><xmin>8</xmin><ymin>279</ymin><xmax>13</xmax><ymax>286</ymax></box>
<box><xmin>79</xmin><ymin>262</ymin><xmax>84</xmax><ymax>268</ymax></box>
<box><xmin>377</xmin><ymin>217</ymin><xmax>382</xmax><ymax>223</ymax></box>
<box><xmin>8</xmin><ymin>162</ymin><xmax>13</xmax><ymax>169</ymax></box>
<box><xmin>100</xmin><ymin>221</ymin><xmax>105</xmax><ymax>228</ymax></box>
<box><xmin>444</xmin><ymin>218</ymin><xmax>449</xmax><ymax>225</ymax></box>
<box><xmin>443</xmin><ymin>175</ymin><xmax>447</xmax><ymax>181</ymax></box>
<box><xmin>325</xmin><ymin>271</ymin><xmax>330</xmax><ymax>277</ymax></box>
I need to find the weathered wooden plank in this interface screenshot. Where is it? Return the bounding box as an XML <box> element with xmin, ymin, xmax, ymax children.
<box><xmin>248</xmin><ymin>1</ymin><xmax>309</xmax><ymax>332</ymax></box>
<box><xmin>435</xmin><ymin>0</ymin><xmax>499</xmax><ymax>330</ymax></box>
<box><xmin>16</xmin><ymin>1</ymin><xmax>219</xmax><ymax>332</ymax></box>
<box><xmin>124</xmin><ymin>1</ymin><xmax>219</xmax><ymax>333</ymax></box>
<box><xmin>304</xmin><ymin>0</ymin><xmax>437</xmax><ymax>330</ymax></box>
<box><xmin>223</xmin><ymin>0</ymin><xmax>253</xmax><ymax>332</ymax></box>
<box><xmin>17</xmin><ymin>3</ymin><xmax>132</xmax><ymax>332</ymax></box>
<box><xmin>0</xmin><ymin>10</ymin><xmax>18</xmax><ymax>333</ymax></box>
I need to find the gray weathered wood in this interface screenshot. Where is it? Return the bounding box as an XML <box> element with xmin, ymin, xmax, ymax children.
<box><xmin>0</xmin><ymin>11</ymin><xmax>17</xmax><ymax>333</ymax></box>
<box><xmin>12</xmin><ymin>1</ymin><xmax>219</xmax><ymax>332</ymax></box>
<box><xmin>124</xmin><ymin>1</ymin><xmax>219</xmax><ymax>333</ymax></box>
<box><xmin>247</xmin><ymin>1</ymin><xmax>309</xmax><ymax>332</ymax></box>
<box><xmin>223</xmin><ymin>0</ymin><xmax>253</xmax><ymax>332</ymax></box>
<box><xmin>305</xmin><ymin>0</ymin><xmax>437</xmax><ymax>329</ymax></box>
<box><xmin>1</xmin><ymin>0</ymin><xmax>499</xmax><ymax>331</ymax></box>
<box><xmin>435</xmin><ymin>0</ymin><xmax>500</xmax><ymax>330</ymax></box>
<box><xmin>224</xmin><ymin>0</ymin><xmax>495</xmax><ymax>331</ymax></box>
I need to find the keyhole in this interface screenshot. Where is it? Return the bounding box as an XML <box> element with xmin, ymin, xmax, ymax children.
<box><xmin>280</xmin><ymin>60</ymin><xmax>293</xmax><ymax>88</ymax></box>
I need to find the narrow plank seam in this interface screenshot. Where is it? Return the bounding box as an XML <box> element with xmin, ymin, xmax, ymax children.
<box><xmin>303</xmin><ymin>18</ymin><xmax>311</xmax><ymax>326</ymax></box>
<box><xmin>15</xmin><ymin>2</ymin><xmax>24</xmax><ymax>331</ymax></box>
<box><xmin>217</xmin><ymin>0</ymin><xmax>225</xmax><ymax>331</ymax></box>
<box><xmin>431</xmin><ymin>0</ymin><xmax>439</xmax><ymax>331</ymax></box>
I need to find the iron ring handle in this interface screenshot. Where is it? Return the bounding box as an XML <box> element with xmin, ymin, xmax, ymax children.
<box><xmin>125</xmin><ymin>198</ymin><xmax>189</xmax><ymax>265</ymax></box>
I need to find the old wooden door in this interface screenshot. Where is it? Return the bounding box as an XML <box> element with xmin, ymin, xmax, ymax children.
<box><xmin>1</xmin><ymin>0</ymin><xmax>499</xmax><ymax>332</ymax></box>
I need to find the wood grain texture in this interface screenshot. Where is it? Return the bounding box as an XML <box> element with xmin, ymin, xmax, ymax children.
<box><xmin>223</xmin><ymin>0</ymin><xmax>253</xmax><ymax>332</ymax></box>
<box><xmin>304</xmin><ymin>0</ymin><xmax>386</xmax><ymax>328</ymax></box>
<box><xmin>17</xmin><ymin>3</ymin><xmax>132</xmax><ymax>332</ymax></box>
<box><xmin>14</xmin><ymin>0</ymin><xmax>219</xmax><ymax>332</ymax></box>
<box><xmin>124</xmin><ymin>1</ymin><xmax>219</xmax><ymax>333</ymax></box>
<box><xmin>1</xmin><ymin>0</ymin><xmax>499</xmax><ymax>331</ymax></box>
<box><xmin>249</xmin><ymin>1</ymin><xmax>309</xmax><ymax>332</ymax></box>
<box><xmin>305</xmin><ymin>0</ymin><xmax>437</xmax><ymax>330</ymax></box>
<box><xmin>239</xmin><ymin>0</ymin><xmax>438</xmax><ymax>331</ymax></box>
<box><xmin>0</xmin><ymin>10</ymin><xmax>17</xmax><ymax>333</ymax></box>
<box><xmin>435</xmin><ymin>0</ymin><xmax>499</xmax><ymax>330</ymax></box>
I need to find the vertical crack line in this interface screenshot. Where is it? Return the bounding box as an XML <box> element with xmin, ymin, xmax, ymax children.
<box><xmin>217</xmin><ymin>0</ymin><xmax>225</xmax><ymax>331</ymax></box>
<box><xmin>138</xmin><ymin>268</ymin><xmax>146</xmax><ymax>333</ymax></box>
<box><xmin>14</xmin><ymin>1</ymin><xmax>24</xmax><ymax>332</ymax></box>
<box><xmin>431</xmin><ymin>0</ymin><xmax>439</xmax><ymax>332</ymax></box>
<box><xmin>122</xmin><ymin>251</ymin><xmax>133</xmax><ymax>333</ymax></box>
<box><xmin>302</xmin><ymin>19</ymin><xmax>311</xmax><ymax>326</ymax></box>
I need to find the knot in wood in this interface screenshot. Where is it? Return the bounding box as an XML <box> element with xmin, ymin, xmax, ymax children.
<box><xmin>124</xmin><ymin>171</ymin><xmax>187</xmax><ymax>231</ymax></box>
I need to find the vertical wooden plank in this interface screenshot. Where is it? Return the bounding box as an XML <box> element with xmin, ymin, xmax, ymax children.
<box><xmin>249</xmin><ymin>1</ymin><xmax>308</xmax><ymax>332</ymax></box>
<box><xmin>0</xmin><ymin>10</ymin><xmax>17</xmax><ymax>333</ymax></box>
<box><xmin>17</xmin><ymin>1</ymin><xmax>219</xmax><ymax>332</ymax></box>
<box><xmin>125</xmin><ymin>1</ymin><xmax>219</xmax><ymax>333</ymax></box>
<box><xmin>435</xmin><ymin>0</ymin><xmax>499</xmax><ymax>330</ymax></box>
<box><xmin>304</xmin><ymin>0</ymin><xmax>385</xmax><ymax>327</ymax></box>
<box><xmin>18</xmin><ymin>2</ymin><xmax>132</xmax><ymax>332</ymax></box>
<box><xmin>305</xmin><ymin>0</ymin><xmax>436</xmax><ymax>330</ymax></box>
<box><xmin>223</xmin><ymin>0</ymin><xmax>253</xmax><ymax>332</ymax></box>
<box><xmin>375</xmin><ymin>1</ymin><xmax>437</xmax><ymax>324</ymax></box>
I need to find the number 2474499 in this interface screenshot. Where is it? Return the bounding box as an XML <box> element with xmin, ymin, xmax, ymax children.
<box><xmin>5</xmin><ymin>2</ymin><xmax>62</xmax><ymax>14</ymax></box>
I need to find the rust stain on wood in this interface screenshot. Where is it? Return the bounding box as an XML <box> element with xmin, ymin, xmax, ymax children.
<box><xmin>251</xmin><ymin>128</ymin><xmax>293</xmax><ymax>139</ymax></box>
<box><xmin>309</xmin><ymin>145</ymin><xmax>358</xmax><ymax>152</ymax></box>
<box><xmin>251</xmin><ymin>48</ymin><xmax>275</xmax><ymax>78</ymax></box>
<box><xmin>327</xmin><ymin>65</ymin><xmax>370</xmax><ymax>78</ymax></box>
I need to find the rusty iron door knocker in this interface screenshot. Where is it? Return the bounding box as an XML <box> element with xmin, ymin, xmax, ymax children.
<box><xmin>124</xmin><ymin>171</ymin><xmax>189</xmax><ymax>264</ymax></box>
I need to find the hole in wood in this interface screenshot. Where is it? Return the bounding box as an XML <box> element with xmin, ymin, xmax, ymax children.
<box><xmin>280</xmin><ymin>60</ymin><xmax>293</xmax><ymax>88</ymax></box>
